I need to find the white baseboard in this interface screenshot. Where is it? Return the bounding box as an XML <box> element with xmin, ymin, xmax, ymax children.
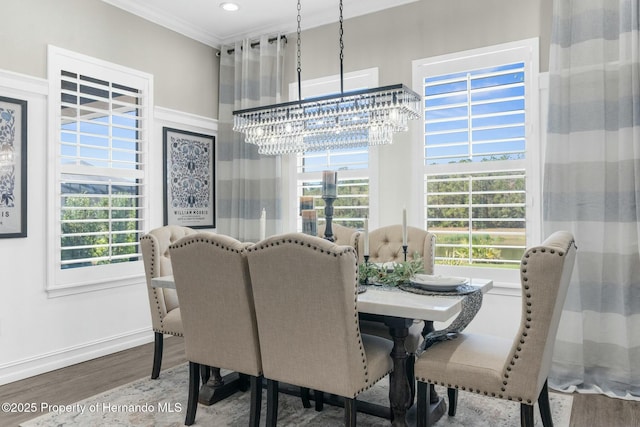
<box><xmin>0</xmin><ymin>329</ymin><xmax>154</xmax><ymax>386</ymax></box>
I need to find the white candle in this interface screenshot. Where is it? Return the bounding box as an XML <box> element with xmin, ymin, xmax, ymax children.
<box><xmin>363</xmin><ymin>217</ymin><xmax>369</xmax><ymax>257</ymax></box>
<box><xmin>402</xmin><ymin>207</ymin><xmax>407</xmax><ymax>246</ymax></box>
<box><xmin>260</xmin><ymin>208</ymin><xmax>266</xmax><ymax>241</ymax></box>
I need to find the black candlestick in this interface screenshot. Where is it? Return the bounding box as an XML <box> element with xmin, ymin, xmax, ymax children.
<box><xmin>322</xmin><ymin>196</ymin><xmax>336</xmax><ymax>242</ymax></box>
<box><xmin>402</xmin><ymin>244</ymin><xmax>408</xmax><ymax>262</ymax></box>
<box><xmin>363</xmin><ymin>254</ymin><xmax>370</xmax><ymax>285</ymax></box>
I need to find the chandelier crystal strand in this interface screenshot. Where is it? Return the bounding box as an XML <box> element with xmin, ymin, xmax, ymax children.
<box><xmin>232</xmin><ymin>2</ymin><xmax>421</xmax><ymax>156</ymax></box>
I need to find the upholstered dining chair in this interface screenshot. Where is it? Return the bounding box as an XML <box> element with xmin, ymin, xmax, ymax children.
<box><xmin>414</xmin><ymin>231</ymin><xmax>577</xmax><ymax>427</ymax></box>
<box><xmin>352</xmin><ymin>224</ymin><xmax>436</xmax><ymax>269</ymax></box>
<box><xmin>317</xmin><ymin>222</ymin><xmax>357</xmax><ymax>246</ymax></box>
<box><xmin>352</xmin><ymin>224</ymin><xmax>436</xmax><ymax>398</ymax></box>
<box><xmin>246</xmin><ymin>233</ymin><xmax>394</xmax><ymax>427</ymax></box>
<box><xmin>169</xmin><ymin>232</ymin><xmax>263</xmax><ymax>426</ymax></box>
<box><xmin>140</xmin><ymin>225</ymin><xmax>197</xmax><ymax>379</ymax></box>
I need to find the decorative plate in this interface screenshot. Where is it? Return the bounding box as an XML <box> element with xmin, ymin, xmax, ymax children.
<box><xmin>410</xmin><ymin>274</ymin><xmax>468</xmax><ymax>291</ymax></box>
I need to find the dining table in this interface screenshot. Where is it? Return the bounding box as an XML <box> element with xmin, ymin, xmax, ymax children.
<box><xmin>151</xmin><ymin>274</ymin><xmax>493</xmax><ymax>427</ymax></box>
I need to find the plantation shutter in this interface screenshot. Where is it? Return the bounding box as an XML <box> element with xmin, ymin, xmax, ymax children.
<box><xmin>421</xmin><ymin>61</ymin><xmax>529</xmax><ymax>267</ymax></box>
<box><xmin>57</xmin><ymin>69</ymin><xmax>145</xmax><ymax>269</ymax></box>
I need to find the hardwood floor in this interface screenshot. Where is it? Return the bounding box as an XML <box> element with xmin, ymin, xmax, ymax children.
<box><xmin>0</xmin><ymin>336</ymin><xmax>187</xmax><ymax>426</ymax></box>
<box><xmin>1</xmin><ymin>336</ymin><xmax>637</xmax><ymax>426</ymax></box>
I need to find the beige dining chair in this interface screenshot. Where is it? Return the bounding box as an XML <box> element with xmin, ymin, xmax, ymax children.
<box><xmin>317</xmin><ymin>222</ymin><xmax>357</xmax><ymax>246</ymax></box>
<box><xmin>246</xmin><ymin>233</ymin><xmax>394</xmax><ymax>426</ymax></box>
<box><xmin>414</xmin><ymin>231</ymin><xmax>577</xmax><ymax>427</ymax></box>
<box><xmin>353</xmin><ymin>224</ymin><xmax>436</xmax><ymax>268</ymax></box>
<box><xmin>352</xmin><ymin>224</ymin><xmax>436</xmax><ymax>398</ymax></box>
<box><xmin>169</xmin><ymin>232</ymin><xmax>263</xmax><ymax>426</ymax></box>
<box><xmin>140</xmin><ymin>225</ymin><xmax>197</xmax><ymax>379</ymax></box>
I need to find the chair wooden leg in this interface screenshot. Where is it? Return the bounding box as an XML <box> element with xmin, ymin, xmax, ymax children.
<box><xmin>538</xmin><ymin>379</ymin><xmax>554</xmax><ymax>427</ymax></box>
<box><xmin>185</xmin><ymin>362</ymin><xmax>200</xmax><ymax>426</ymax></box>
<box><xmin>520</xmin><ymin>403</ymin><xmax>535</xmax><ymax>427</ymax></box>
<box><xmin>447</xmin><ymin>387</ymin><xmax>458</xmax><ymax>416</ymax></box>
<box><xmin>344</xmin><ymin>397</ymin><xmax>357</xmax><ymax>427</ymax></box>
<box><xmin>300</xmin><ymin>387</ymin><xmax>312</xmax><ymax>408</ymax></box>
<box><xmin>151</xmin><ymin>332</ymin><xmax>163</xmax><ymax>379</ymax></box>
<box><xmin>315</xmin><ymin>390</ymin><xmax>324</xmax><ymax>411</ymax></box>
<box><xmin>266</xmin><ymin>379</ymin><xmax>279</xmax><ymax>427</ymax></box>
<box><xmin>249</xmin><ymin>375</ymin><xmax>262</xmax><ymax>427</ymax></box>
<box><xmin>416</xmin><ymin>381</ymin><xmax>431</xmax><ymax>427</ymax></box>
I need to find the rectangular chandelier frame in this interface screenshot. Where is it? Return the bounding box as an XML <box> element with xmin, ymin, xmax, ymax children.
<box><xmin>233</xmin><ymin>84</ymin><xmax>422</xmax><ymax>155</ymax></box>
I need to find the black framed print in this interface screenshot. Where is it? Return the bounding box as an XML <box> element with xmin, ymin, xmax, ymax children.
<box><xmin>163</xmin><ymin>127</ymin><xmax>215</xmax><ymax>228</ymax></box>
<box><xmin>0</xmin><ymin>95</ymin><xmax>27</xmax><ymax>238</ymax></box>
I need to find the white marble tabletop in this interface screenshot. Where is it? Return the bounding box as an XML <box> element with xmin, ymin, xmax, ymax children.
<box><xmin>357</xmin><ymin>279</ymin><xmax>492</xmax><ymax>322</ymax></box>
<box><xmin>152</xmin><ymin>275</ymin><xmax>492</xmax><ymax>324</ymax></box>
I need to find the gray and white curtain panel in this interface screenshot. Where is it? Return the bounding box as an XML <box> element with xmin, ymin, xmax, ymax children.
<box><xmin>217</xmin><ymin>35</ymin><xmax>286</xmax><ymax>241</ymax></box>
<box><xmin>544</xmin><ymin>0</ymin><xmax>639</xmax><ymax>398</ymax></box>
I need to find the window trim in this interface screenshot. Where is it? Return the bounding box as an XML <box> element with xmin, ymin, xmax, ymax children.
<box><xmin>412</xmin><ymin>38</ymin><xmax>540</xmax><ymax>286</ymax></box>
<box><xmin>283</xmin><ymin>68</ymin><xmax>380</xmax><ymax>231</ymax></box>
<box><xmin>46</xmin><ymin>45</ymin><xmax>153</xmax><ymax>297</ymax></box>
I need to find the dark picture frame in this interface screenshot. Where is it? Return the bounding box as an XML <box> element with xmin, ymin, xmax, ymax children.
<box><xmin>0</xmin><ymin>95</ymin><xmax>27</xmax><ymax>238</ymax></box>
<box><xmin>163</xmin><ymin>127</ymin><xmax>215</xmax><ymax>228</ymax></box>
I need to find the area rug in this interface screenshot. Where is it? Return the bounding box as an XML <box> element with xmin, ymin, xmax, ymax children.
<box><xmin>21</xmin><ymin>363</ymin><xmax>572</xmax><ymax>426</ymax></box>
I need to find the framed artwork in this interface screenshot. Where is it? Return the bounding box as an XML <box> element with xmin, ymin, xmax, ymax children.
<box><xmin>0</xmin><ymin>95</ymin><xmax>27</xmax><ymax>238</ymax></box>
<box><xmin>163</xmin><ymin>127</ymin><xmax>215</xmax><ymax>228</ymax></box>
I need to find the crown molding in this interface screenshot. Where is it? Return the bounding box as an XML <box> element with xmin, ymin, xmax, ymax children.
<box><xmin>101</xmin><ymin>0</ymin><xmax>223</xmax><ymax>48</ymax></box>
<box><xmin>102</xmin><ymin>0</ymin><xmax>419</xmax><ymax>48</ymax></box>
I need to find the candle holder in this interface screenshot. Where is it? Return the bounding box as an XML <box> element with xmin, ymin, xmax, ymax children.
<box><xmin>363</xmin><ymin>254</ymin><xmax>370</xmax><ymax>285</ymax></box>
<box><xmin>322</xmin><ymin>195</ymin><xmax>336</xmax><ymax>242</ymax></box>
<box><xmin>402</xmin><ymin>244</ymin><xmax>408</xmax><ymax>262</ymax></box>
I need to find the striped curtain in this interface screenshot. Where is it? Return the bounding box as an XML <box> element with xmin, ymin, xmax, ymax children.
<box><xmin>217</xmin><ymin>35</ymin><xmax>285</xmax><ymax>241</ymax></box>
<box><xmin>544</xmin><ymin>0</ymin><xmax>640</xmax><ymax>398</ymax></box>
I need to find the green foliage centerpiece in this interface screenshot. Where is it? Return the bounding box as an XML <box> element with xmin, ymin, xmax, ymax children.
<box><xmin>359</xmin><ymin>253</ymin><xmax>424</xmax><ymax>286</ymax></box>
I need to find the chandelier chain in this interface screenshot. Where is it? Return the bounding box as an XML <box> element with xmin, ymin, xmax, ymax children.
<box><xmin>231</xmin><ymin>0</ymin><xmax>421</xmax><ymax>156</ymax></box>
<box><xmin>297</xmin><ymin>0</ymin><xmax>302</xmax><ymax>101</ymax></box>
<box><xmin>339</xmin><ymin>0</ymin><xmax>344</xmax><ymax>94</ymax></box>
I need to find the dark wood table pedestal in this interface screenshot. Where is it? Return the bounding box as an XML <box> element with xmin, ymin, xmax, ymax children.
<box><xmin>197</xmin><ymin>319</ymin><xmax>447</xmax><ymax>427</ymax></box>
<box><xmin>198</xmin><ymin>367</ymin><xmax>248</xmax><ymax>406</ymax></box>
<box><xmin>383</xmin><ymin>316</ymin><xmax>446</xmax><ymax>427</ymax></box>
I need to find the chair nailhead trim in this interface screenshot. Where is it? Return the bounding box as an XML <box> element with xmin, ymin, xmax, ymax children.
<box><xmin>494</xmin><ymin>238</ymin><xmax>576</xmax><ymax>402</ymax></box>
<box><xmin>141</xmin><ymin>235</ymin><xmax>167</xmax><ymax>328</ymax></box>
<box><xmin>251</xmin><ymin>235</ymin><xmax>374</xmax><ymax>396</ymax></box>
<box><xmin>418</xmin><ymin>238</ymin><xmax>576</xmax><ymax>404</ymax></box>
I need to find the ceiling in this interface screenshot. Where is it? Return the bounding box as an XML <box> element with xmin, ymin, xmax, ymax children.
<box><xmin>101</xmin><ymin>0</ymin><xmax>418</xmax><ymax>48</ymax></box>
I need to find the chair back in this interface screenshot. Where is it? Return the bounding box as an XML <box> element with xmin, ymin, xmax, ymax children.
<box><xmin>503</xmin><ymin>230</ymin><xmax>577</xmax><ymax>399</ymax></box>
<box><xmin>169</xmin><ymin>232</ymin><xmax>262</xmax><ymax>376</ymax></box>
<box><xmin>246</xmin><ymin>233</ymin><xmax>374</xmax><ymax>398</ymax></box>
<box><xmin>140</xmin><ymin>225</ymin><xmax>196</xmax><ymax>332</ymax></box>
<box><xmin>353</xmin><ymin>225</ymin><xmax>436</xmax><ymax>274</ymax></box>
<box><xmin>317</xmin><ymin>222</ymin><xmax>357</xmax><ymax>246</ymax></box>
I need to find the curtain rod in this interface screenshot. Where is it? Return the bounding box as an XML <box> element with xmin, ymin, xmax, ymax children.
<box><xmin>216</xmin><ymin>35</ymin><xmax>287</xmax><ymax>56</ymax></box>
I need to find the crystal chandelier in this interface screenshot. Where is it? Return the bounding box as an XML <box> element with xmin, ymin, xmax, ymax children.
<box><xmin>232</xmin><ymin>0</ymin><xmax>421</xmax><ymax>156</ymax></box>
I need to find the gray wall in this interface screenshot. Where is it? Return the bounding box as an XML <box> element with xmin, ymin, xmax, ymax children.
<box><xmin>280</xmin><ymin>0</ymin><xmax>552</xmax><ymax>226</ymax></box>
<box><xmin>0</xmin><ymin>0</ymin><xmax>552</xmax><ymax>384</ymax></box>
<box><xmin>0</xmin><ymin>0</ymin><xmax>219</xmax><ymax>118</ymax></box>
<box><xmin>0</xmin><ymin>0</ymin><xmax>219</xmax><ymax>386</ymax></box>
<box><xmin>0</xmin><ymin>0</ymin><xmax>552</xmax><ymax>159</ymax></box>
<box><xmin>282</xmin><ymin>0</ymin><xmax>551</xmax><ymax>88</ymax></box>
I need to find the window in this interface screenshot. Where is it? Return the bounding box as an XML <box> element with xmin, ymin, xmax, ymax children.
<box><xmin>287</xmin><ymin>69</ymin><xmax>379</xmax><ymax>231</ymax></box>
<box><xmin>413</xmin><ymin>39</ymin><xmax>540</xmax><ymax>281</ymax></box>
<box><xmin>47</xmin><ymin>46</ymin><xmax>152</xmax><ymax>295</ymax></box>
